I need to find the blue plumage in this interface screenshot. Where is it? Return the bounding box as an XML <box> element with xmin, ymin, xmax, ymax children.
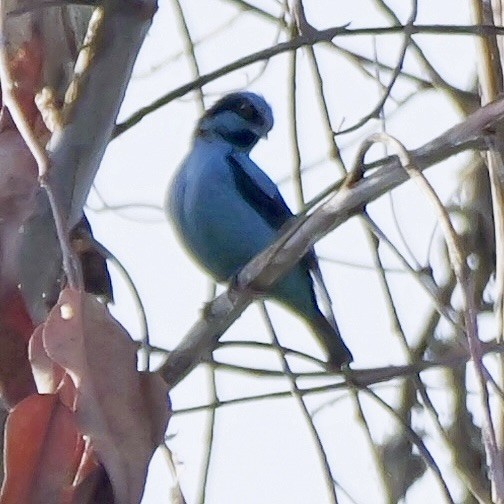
<box><xmin>168</xmin><ymin>92</ymin><xmax>353</xmax><ymax>368</ymax></box>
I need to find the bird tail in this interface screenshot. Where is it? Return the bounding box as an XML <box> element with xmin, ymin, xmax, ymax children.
<box><xmin>308</xmin><ymin>313</ymin><xmax>353</xmax><ymax>369</ymax></box>
<box><xmin>305</xmin><ymin>254</ymin><xmax>353</xmax><ymax>369</ymax></box>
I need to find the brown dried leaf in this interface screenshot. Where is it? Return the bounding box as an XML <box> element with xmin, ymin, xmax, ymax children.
<box><xmin>28</xmin><ymin>324</ymin><xmax>64</xmax><ymax>394</ymax></box>
<box><xmin>0</xmin><ymin>394</ymin><xmax>83</xmax><ymax>504</ymax></box>
<box><xmin>71</xmin><ymin>464</ymin><xmax>114</xmax><ymax>504</ymax></box>
<box><xmin>41</xmin><ymin>288</ymin><xmax>170</xmax><ymax>503</ymax></box>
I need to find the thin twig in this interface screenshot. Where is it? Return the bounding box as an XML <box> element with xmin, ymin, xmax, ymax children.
<box><xmin>362</xmin><ymin>387</ymin><xmax>456</xmax><ymax>503</ymax></box>
<box><xmin>195</xmin><ymin>363</ymin><xmax>218</xmax><ymax>504</ymax></box>
<box><xmin>336</xmin><ymin>3</ymin><xmax>418</xmax><ymax>135</ymax></box>
<box><xmin>364</xmin><ymin>131</ymin><xmax>504</xmax><ymax>501</ymax></box>
<box><xmin>259</xmin><ymin>301</ymin><xmax>339</xmax><ymax>503</ymax></box>
<box><xmin>88</xmin><ymin>234</ymin><xmax>151</xmax><ymax>370</ymax></box>
<box><xmin>415</xmin><ymin>376</ymin><xmax>492</xmax><ymax>503</ymax></box>
<box><xmin>172</xmin><ymin>340</ymin><xmax>504</xmax><ymax>415</ymax></box>
<box><xmin>363</xmin><ymin>214</ymin><xmax>459</xmax><ymax>328</ymax></box>
<box><xmin>287</xmin><ymin>32</ymin><xmax>304</xmax><ymax>207</ymax></box>
<box><xmin>171</xmin><ymin>0</ymin><xmax>204</xmax><ymax>106</ymax></box>
<box><xmin>159</xmin><ymin>443</ymin><xmax>187</xmax><ymax>504</ymax></box>
<box><xmin>349</xmin><ymin>385</ymin><xmax>394</xmax><ymax>501</ymax></box>
<box><xmin>374</xmin><ymin>0</ymin><xmax>476</xmax><ymax>113</ymax></box>
<box><xmin>114</xmin><ymin>23</ymin><xmax>504</xmax><ymax>138</ymax></box>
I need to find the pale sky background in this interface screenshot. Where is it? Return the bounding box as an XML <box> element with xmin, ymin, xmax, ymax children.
<box><xmin>85</xmin><ymin>1</ymin><xmax>483</xmax><ymax>502</ymax></box>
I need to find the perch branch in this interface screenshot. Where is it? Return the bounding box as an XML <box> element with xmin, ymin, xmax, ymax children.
<box><xmin>160</xmin><ymin>95</ymin><xmax>504</xmax><ymax>388</ymax></box>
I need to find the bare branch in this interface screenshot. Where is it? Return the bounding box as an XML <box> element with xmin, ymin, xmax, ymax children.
<box><xmin>160</xmin><ymin>95</ymin><xmax>504</xmax><ymax>387</ymax></box>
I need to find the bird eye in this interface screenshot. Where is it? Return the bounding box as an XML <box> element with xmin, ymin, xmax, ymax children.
<box><xmin>237</xmin><ymin>102</ymin><xmax>257</xmax><ymax>120</ymax></box>
<box><xmin>236</xmin><ymin>101</ymin><xmax>263</xmax><ymax>125</ymax></box>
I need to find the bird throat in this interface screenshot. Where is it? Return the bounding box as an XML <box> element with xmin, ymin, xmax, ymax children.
<box><xmin>218</xmin><ymin>129</ymin><xmax>259</xmax><ymax>150</ymax></box>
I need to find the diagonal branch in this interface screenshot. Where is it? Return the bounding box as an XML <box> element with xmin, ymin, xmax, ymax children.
<box><xmin>160</xmin><ymin>95</ymin><xmax>504</xmax><ymax>388</ymax></box>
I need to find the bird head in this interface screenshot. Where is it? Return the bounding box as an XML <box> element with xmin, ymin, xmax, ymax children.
<box><xmin>196</xmin><ymin>92</ymin><xmax>273</xmax><ymax>151</ymax></box>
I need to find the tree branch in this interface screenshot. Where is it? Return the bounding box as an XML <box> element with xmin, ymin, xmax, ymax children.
<box><xmin>114</xmin><ymin>23</ymin><xmax>504</xmax><ymax>137</ymax></box>
<box><xmin>160</xmin><ymin>95</ymin><xmax>504</xmax><ymax>388</ymax></box>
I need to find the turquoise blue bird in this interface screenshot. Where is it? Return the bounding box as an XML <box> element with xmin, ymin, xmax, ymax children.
<box><xmin>168</xmin><ymin>92</ymin><xmax>352</xmax><ymax>368</ymax></box>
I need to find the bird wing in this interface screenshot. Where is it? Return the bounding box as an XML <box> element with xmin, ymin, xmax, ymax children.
<box><xmin>227</xmin><ymin>152</ymin><xmax>339</xmax><ymax>329</ymax></box>
<box><xmin>226</xmin><ymin>153</ymin><xmax>294</xmax><ymax>231</ymax></box>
